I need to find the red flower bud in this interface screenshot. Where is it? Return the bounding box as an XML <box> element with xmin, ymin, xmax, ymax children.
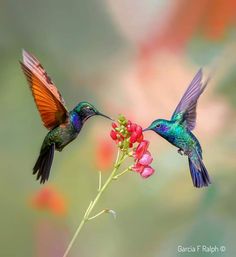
<box><xmin>130</xmin><ymin>132</ymin><xmax>138</xmax><ymax>143</ymax></box>
<box><xmin>135</xmin><ymin>125</ymin><xmax>142</xmax><ymax>138</ymax></box>
<box><xmin>137</xmin><ymin>134</ymin><xmax>143</xmax><ymax>143</ymax></box>
<box><xmin>112</xmin><ymin>122</ymin><xmax>118</xmax><ymax>129</ymax></box>
<box><xmin>130</xmin><ymin>123</ymin><xmax>137</xmax><ymax>132</ymax></box>
<box><xmin>110</xmin><ymin>130</ymin><xmax>117</xmax><ymax>140</ymax></box>
<box><xmin>127</xmin><ymin>124</ymin><xmax>132</xmax><ymax>132</ymax></box>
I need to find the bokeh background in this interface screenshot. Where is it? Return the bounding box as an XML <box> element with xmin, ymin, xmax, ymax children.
<box><xmin>0</xmin><ymin>0</ymin><xmax>236</xmax><ymax>256</ymax></box>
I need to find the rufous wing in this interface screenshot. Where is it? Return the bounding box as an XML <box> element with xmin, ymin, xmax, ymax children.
<box><xmin>20</xmin><ymin>50</ymin><xmax>69</xmax><ymax>130</ymax></box>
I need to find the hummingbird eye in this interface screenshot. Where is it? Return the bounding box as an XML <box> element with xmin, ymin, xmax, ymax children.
<box><xmin>156</xmin><ymin>124</ymin><xmax>161</xmax><ymax>128</ymax></box>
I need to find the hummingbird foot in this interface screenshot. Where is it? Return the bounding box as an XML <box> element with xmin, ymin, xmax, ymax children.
<box><xmin>178</xmin><ymin>148</ymin><xmax>184</xmax><ymax>156</ymax></box>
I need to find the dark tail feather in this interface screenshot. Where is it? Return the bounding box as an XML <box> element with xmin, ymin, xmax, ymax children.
<box><xmin>188</xmin><ymin>157</ymin><xmax>211</xmax><ymax>188</ymax></box>
<box><xmin>33</xmin><ymin>144</ymin><xmax>55</xmax><ymax>184</ymax></box>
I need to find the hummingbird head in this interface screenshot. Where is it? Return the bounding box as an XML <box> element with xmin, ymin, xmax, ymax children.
<box><xmin>143</xmin><ymin>119</ymin><xmax>171</xmax><ymax>136</ymax></box>
<box><xmin>74</xmin><ymin>101</ymin><xmax>112</xmax><ymax>123</ymax></box>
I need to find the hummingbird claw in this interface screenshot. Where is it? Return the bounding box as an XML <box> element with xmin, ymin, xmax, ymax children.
<box><xmin>178</xmin><ymin>149</ymin><xmax>184</xmax><ymax>156</ymax></box>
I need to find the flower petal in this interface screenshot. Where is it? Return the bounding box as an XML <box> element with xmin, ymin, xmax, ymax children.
<box><xmin>135</xmin><ymin>125</ymin><xmax>142</xmax><ymax>138</ymax></box>
<box><xmin>130</xmin><ymin>131</ymin><xmax>138</xmax><ymax>143</ymax></box>
<box><xmin>134</xmin><ymin>140</ymin><xmax>150</xmax><ymax>159</ymax></box>
<box><xmin>132</xmin><ymin>163</ymin><xmax>145</xmax><ymax>173</ymax></box>
<box><xmin>137</xmin><ymin>134</ymin><xmax>143</xmax><ymax>143</ymax></box>
<box><xmin>140</xmin><ymin>166</ymin><xmax>155</xmax><ymax>178</ymax></box>
<box><xmin>138</xmin><ymin>151</ymin><xmax>153</xmax><ymax>165</ymax></box>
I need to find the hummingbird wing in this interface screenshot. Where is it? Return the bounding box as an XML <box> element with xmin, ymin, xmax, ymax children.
<box><xmin>171</xmin><ymin>69</ymin><xmax>208</xmax><ymax>131</ymax></box>
<box><xmin>20</xmin><ymin>50</ymin><xmax>69</xmax><ymax>130</ymax></box>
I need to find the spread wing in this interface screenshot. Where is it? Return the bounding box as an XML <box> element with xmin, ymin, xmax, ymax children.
<box><xmin>20</xmin><ymin>50</ymin><xmax>69</xmax><ymax>130</ymax></box>
<box><xmin>171</xmin><ymin>69</ymin><xmax>209</xmax><ymax>131</ymax></box>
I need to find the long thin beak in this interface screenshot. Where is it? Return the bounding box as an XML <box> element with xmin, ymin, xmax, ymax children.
<box><xmin>98</xmin><ymin>112</ymin><xmax>114</xmax><ymax>121</ymax></box>
<box><xmin>142</xmin><ymin>127</ymin><xmax>150</xmax><ymax>132</ymax></box>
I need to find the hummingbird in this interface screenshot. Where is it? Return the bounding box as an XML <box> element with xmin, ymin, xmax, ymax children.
<box><xmin>144</xmin><ymin>69</ymin><xmax>211</xmax><ymax>188</ymax></box>
<box><xmin>20</xmin><ymin>50</ymin><xmax>112</xmax><ymax>184</ymax></box>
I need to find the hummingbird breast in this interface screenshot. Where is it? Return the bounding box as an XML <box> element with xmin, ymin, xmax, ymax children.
<box><xmin>162</xmin><ymin>123</ymin><xmax>197</xmax><ymax>153</ymax></box>
<box><xmin>45</xmin><ymin>113</ymin><xmax>83</xmax><ymax>151</ymax></box>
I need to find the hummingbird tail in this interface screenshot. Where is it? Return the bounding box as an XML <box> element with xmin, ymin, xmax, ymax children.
<box><xmin>33</xmin><ymin>143</ymin><xmax>55</xmax><ymax>184</ymax></box>
<box><xmin>188</xmin><ymin>156</ymin><xmax>211</xmax><ymax>188</ymax></box>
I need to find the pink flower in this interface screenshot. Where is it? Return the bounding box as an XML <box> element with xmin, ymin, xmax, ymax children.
<box><xmin>140</xmin><ymin>166</ymin><xmax>155</xmax><ymax>178</ymax></box>
<box><xmin>132</xmin><ymin>140</ymin><xmax>155</xmax><ymax>179</ymax></box>
<box><xmin>132</xmin><ymin>162</ymin><xmax>145</xmax><ymax>173</ymax></box>
<box><xmin>133</xmin><ymin>140</ymin><xmax>149</xmax><ymax>159</ymax></box>
<box><xmin>138</xmin><ymin>151</ymin><xmax>153</xmax><ymax>165</ymax></box>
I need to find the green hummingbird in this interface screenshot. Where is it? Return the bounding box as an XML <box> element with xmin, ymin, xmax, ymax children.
<box><xmin>20</xmin><ymin>50</ymin><xmax>112</xmax><ymax>184</ymax></box>
<box><xmin>144</xmin><ymin>69</ymin><xmax>211</xmax><ymax>188</ymax></box>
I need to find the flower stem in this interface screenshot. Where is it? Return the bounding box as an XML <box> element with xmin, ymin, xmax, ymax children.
<box><xmin>98</xmin><ymin>171</ymin><xmax>102</xmax><ymax>191</ymax></box>
<box><xmin>62</xmin><ymin>150</ymin><xmax>127</xmax><ymax>257</ymax></box>
<box><xmin>113</xmin><ymin>166</ymin><xmax>131</xmax><ymax>180</ymax></box>
<box><xmin>87</xmin><ymin>209</ymin><xmax>107</xmax><ymax>221</ymax></box>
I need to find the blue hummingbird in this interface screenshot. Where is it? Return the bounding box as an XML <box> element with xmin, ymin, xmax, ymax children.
<box><xmin>144</xmin><ymin>69</ymin><xmax>211</xmax><ymax>188</ymax></box>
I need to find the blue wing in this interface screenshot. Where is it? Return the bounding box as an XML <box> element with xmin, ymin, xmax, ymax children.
<box><xmin>171</xmin><ymin>69</ymin><xmax>209</xmax><ymax>131</ymax></box>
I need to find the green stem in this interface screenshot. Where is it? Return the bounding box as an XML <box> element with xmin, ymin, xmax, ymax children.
<box><xmin>98</xmin><ymin>171</ymin><xmax>102</xmax><ymax>192</ymax></box>
<box><xmin>87</xmin><ymin>209</ymin><xmax>107</xmax><ymax>221</ymax></box>
<box><xmin>113</xmin><ymin>166</ymin><xmax>131</xmax><ymax>180</ymax></box>
<box><xmin>62</xmin><ymin>150</ymin><xmax>127</xmax><ymax>257</ymax></box>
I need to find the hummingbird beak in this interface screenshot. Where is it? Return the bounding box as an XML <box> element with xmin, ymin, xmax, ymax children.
<box><xmin>143</xmin><ymin>126</ymin><xmax>151</xmax><ymax>132</ymax></box>
<box><xmin>97</xmin><ymin>112</ymin><xmax>114</xmax><ymax>121</ymax></box>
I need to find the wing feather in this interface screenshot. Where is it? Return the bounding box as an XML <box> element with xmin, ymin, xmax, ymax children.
<box><xmin>171</xmin><ymin>69</ymin><xmax>208</xmax><ymax>131</ymax></box>
<box><xmin>20</xmin><ymin>50</ymin><xmax>68</xmax><ymax>130</ymax></box>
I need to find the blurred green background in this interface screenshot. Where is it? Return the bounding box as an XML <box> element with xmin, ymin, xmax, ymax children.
<box><xmin>1</xmin><ymin>0</ymin><xmax>236</xmax><ymax>256</ymax></box>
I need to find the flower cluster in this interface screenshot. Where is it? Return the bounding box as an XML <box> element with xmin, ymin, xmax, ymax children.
<box><xmin>110</xmin><ymin>115</ymin><xmax>155</xmax><ymax>178</ymax></box>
